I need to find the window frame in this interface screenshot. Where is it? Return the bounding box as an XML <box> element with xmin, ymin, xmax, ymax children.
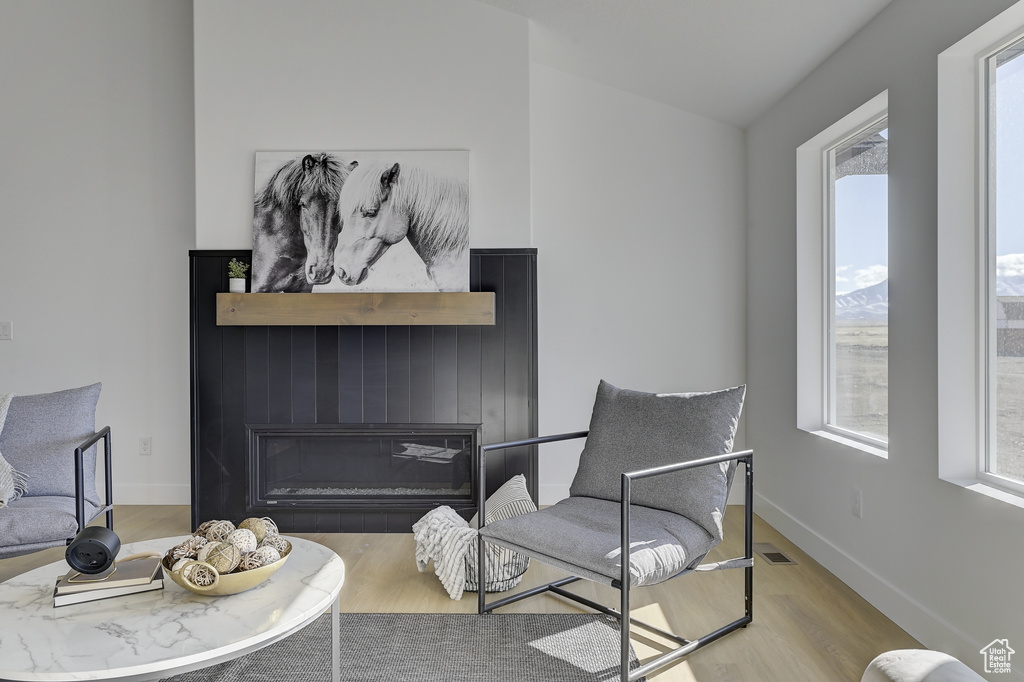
<box><xmin>796</xmin><ymin>90</ymin><xmax>889</xmax><ymax>458</ymax></box>
<box><xmin>938</xmin><ymin>1</ymin><xmax>1024</xmax><ymax>508</ymax></box>
<box><xmin>982</xmin><ymin>33</ymin><xmax>1024</xmax><ymax>496</ymax></box>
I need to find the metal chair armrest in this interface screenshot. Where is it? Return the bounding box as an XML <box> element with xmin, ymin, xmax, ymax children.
<box><xmin>75</xmin><ymin>426</ymin><xmax>111</xmax><ymax>454</ymax></box>
<box><xmin>480</xmin><ymin>430</ymin><xmax>589</xmax><ymax>454</ymax></box>
<box><xmin>624</xmin><ymin>449</ymin><xmax>753</xmax><ymax>482</ymax></box>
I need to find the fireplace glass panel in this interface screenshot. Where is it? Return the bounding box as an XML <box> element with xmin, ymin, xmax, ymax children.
<box><xmin>251</xmin><ymin>426</ymin><xmax>475</xmax><ymax>507</ymax></box>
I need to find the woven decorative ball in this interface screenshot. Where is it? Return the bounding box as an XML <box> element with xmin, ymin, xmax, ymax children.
<box><xmin>197</xmin><ymin>541</ymin><xmax>241</xmax><ymax>573</ymax></box>
<box><xmin>261</xmin><ymin>517</ymin><xmax>279</xmax><ymax>537</ymax></box>
<box><xmin>169</xmin><ymin>535</ymin><xmax>208</xmax><ymax>561</ymax></box>
<box><xmin>203</xmin><ymin>520</ymin><xmax>236</xmax><ymax>543</ymax></box>
<box><xmin>226</xmin><ymin>528</ymin><xmax>258</xmax><ymax>553</ymax></box>
<box><xmin>171</xmin><ymin>557</ymin><xmax>190</xmax><ymax>573</ymax></box>
<box><xmin>182</xmin><ymin>561</ymin><xmax>219</xmax><ymax>588</ymax></box>
<box><xmin>195</xmin><ymin>541</ymin><xmax>216</xmax><ymax>563</ymax></box>
<box><xmin>193</xmin><ymin>519</ymin><xmax>221</xmax><ymax>536</ymax></box>
<box><xmin>259</xmin><ymin>534</ymin><xmax>290</xmax><ymax>555</ymax></box>
<box><xmin>238</xmin><ymin>517</ymin><xmax>271</xmax><ymax>543</ymax></box>
<box><xmin>239</xmin><ymin>545</ymin><xmax>281</xmax><ymax>571</ymax></box>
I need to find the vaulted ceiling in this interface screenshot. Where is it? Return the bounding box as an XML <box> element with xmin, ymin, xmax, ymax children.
<box><xmin>476</xmin><ymin>0</ymin><xmax>896</xmax><ymax>128</ymax></box>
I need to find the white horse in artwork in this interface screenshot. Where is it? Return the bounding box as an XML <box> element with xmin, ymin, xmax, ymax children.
<box><xmin>333</xmin><ymin>161</ymin><xmax>470</xmax><ymax>292</ymax></box>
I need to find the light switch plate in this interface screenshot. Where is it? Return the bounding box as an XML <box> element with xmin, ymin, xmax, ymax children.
<box><xmin>0</xmin><ymin>321</ymin><xmax>12</xmax><ymax>340</ymax></box>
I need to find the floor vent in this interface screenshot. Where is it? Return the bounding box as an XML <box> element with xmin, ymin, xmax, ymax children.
<box><xmin>754</xmin><ymin>542</ymin><xmax>798</xmax><ymax>566</ymax></box>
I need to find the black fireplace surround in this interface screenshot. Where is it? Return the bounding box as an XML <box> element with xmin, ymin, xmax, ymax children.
<box><xmin>189</xmin><ymin>249</ymin><xmax>538</xmax><ymax>533</ymax></box>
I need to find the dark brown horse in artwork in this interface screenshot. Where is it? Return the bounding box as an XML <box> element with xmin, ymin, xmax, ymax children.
<box><xmin>252</xmin><ymin>153</ymin><xmax>356</xmax><ymax>293</ymax></box>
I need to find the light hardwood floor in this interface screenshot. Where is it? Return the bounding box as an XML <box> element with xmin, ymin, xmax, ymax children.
<box><xmin>0</xmin><ymin>505</ymin><xmax>919</xmax><ymax>681</ymax></box>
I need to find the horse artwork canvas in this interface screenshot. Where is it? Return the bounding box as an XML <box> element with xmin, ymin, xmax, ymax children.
<box><xmin>251</xmin><ymin>152</ymin><xmax>356</xmax><ymax>293</ymax></box>
<box><xmin>251</xmin><ymin>150</ymin><xmax>470</xmax><ymax>293</ymax></box>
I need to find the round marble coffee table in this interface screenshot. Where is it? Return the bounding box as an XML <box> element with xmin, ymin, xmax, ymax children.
<box><xmin>0</xmin><ymin>535</ymin><xmax>345</xmax><ymax>681</ymax></box>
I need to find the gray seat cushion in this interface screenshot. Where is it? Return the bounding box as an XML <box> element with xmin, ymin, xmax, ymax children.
<box><xmin>480</xmin><ymin>496</ymin><xmax>716</xmax><ymax>587</ymax></box>
<box><xmin>0</xmin><ymin>495</ymin><xmax>100</xmax><ymax>559</ymax></box>
<box><xmin>569</xmin><ymin>381</ymin><xmax>745</xmax><ymax>541</ymax></box>
<box><xmin>0</xmin><ymin>384</ymin><xmax>102</xmax><ymax>506</ymax></box>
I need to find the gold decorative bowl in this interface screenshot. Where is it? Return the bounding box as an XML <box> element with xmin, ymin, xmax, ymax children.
<box><xmin>163</xmin><ymin>539</ymin><xmax>292</xmax><ymax>596</ymax></box>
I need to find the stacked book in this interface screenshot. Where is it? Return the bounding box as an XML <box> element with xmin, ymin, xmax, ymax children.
<box><xmin>53</xmin><ymin>555</ymin><xmax>164</xmax><ymax>607</ymax></box>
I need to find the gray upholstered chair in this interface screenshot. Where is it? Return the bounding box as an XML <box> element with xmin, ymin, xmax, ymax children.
<box><xmin>477</xmin><ymin>380</ymin><xmax>752</xmax><ymax>682</ymax></box>
<box><xmin>0</xmin><ymin>384</ymin><xmax>113</xmax><ymax>560</ymax></box>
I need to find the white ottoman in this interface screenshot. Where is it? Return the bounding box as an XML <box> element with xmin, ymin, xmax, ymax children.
<box><xmin>863</xmin><ymin>650</ymin><xmax>984</xmax><ymax>682</ymax></box>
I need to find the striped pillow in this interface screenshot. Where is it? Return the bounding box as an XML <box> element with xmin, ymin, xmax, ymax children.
<box><xmin>470</xmin><ymin>474</ymin><xmax>536</xmax><ymax>529</ymax></box>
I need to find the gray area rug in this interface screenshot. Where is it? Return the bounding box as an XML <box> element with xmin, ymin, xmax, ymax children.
<box><xmin>161</xmin><ymin>612</ymin><xmax>645</xmax><ymax>682</ymax></box>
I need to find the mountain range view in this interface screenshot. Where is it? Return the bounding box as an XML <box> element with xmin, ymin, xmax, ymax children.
<box><xmin>835</xmin><ymin>275</ymin><xmax>1024</xmax><ymax>321</ymax></box>
<box><xmin>835</xmin><ymin>279</ymin><xmax>888</xmax><ymax>321</ymax></box>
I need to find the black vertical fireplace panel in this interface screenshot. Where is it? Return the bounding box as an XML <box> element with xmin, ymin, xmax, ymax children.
<box><xmin>221</xmin><ymin>324</ymin><xmax>248</xmax><ymax>522</ymax></box>
<box><xmin>314</xmin><ymin>326</ymin><xmax>340</xmax><ymax>424</ymax></box>
<box><xmin>409</xmin><ymin>326</ymin><xmax>435</xmax><ymax>424</ymax></box>
<box><xmin>338</xmin><ymin>327</ymin><xmax>364</xmax><ymax>423</ymax></box>
<box><xmin>191</xmin><ymin>255</ymin><xmax>224</xmax><ymax>521</ymax></box>
<box><xmin>268</xmin><ymin>328</ymin><xmax>292</xmax><ymax>423</ymax></box>
<box><xmin>363</xmin><ymin>327</ymin><xmax>388</xmax><ymax>423</ymax></box>
<box><xmin>502</xmin><ymin>253</ymin><xmax>537</xmax><ymax>491</ymax></box>
<box><xmin>190</xmin><ymin>249</ymin><xmax>538</xmax><ymax>533</ymax></box>
<box><xmin>292</xmin><ymin>327</ymin><xmax>317</xmax><ymax>424</ymax></box>
<box><xmin>433</xmin><ymin>327</ymin><xmax>459</xmax><ymax>424</ymax></box>
<box><xmin>386</xmin><ymin>328</ymin><xmax>412</xmax><ymax>423</ymax></box>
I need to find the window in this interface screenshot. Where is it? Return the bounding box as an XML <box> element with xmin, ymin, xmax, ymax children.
<box><xmin>985</xmin><ymin>38</ymin><xmax>1024</xmax><ymax>491</ymax></box>
<box><xmin>829</xmin><ymin>122</ymin><xmax>889</xmax><ymax>443</ymax></box>
<box><xmin>938</xmin><ymin>2</ymin><xmax>1024</xmax><ymax>507</ymax></box>
<box><xmin>797</xmin><ymin>92</ymin><xmax>889</xmax><ymax>456</ymax></box>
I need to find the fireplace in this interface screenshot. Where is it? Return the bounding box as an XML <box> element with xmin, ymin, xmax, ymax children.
<box><xmin>190</xmin><ymin>248</ymin><xmax>538</xmax><ymax>533</ymax></box>
<box><xmin>250</xmin><ymin>424</ymin><xmax>477</xmax><ymax>509</ymax></box>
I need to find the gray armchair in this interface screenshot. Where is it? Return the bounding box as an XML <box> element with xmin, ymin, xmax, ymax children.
<box><xmin>0</xmin><ymin>384</ymin><xmax>113</xmax><ymax>560</ymax></box>
<box><xmin>477</xmin><ymin>380</ymin><xmax>752</xmax><ymax>682</ymax></box>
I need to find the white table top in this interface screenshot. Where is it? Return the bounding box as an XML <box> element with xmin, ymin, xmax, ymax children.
<box><xmin>0</xmin><ymin>535</ymin><xmax>345</xmax><ymax>682</ymax></box>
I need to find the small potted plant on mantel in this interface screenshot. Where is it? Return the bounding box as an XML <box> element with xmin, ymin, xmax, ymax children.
<box><xmin>228</xmin><ymin>258</ymin><xmax>250</xmax><ymax>293</ymax></box>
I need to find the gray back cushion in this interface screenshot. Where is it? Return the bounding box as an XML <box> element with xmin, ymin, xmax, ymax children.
<box><xmin>569</xmin><ymin>380</ymin><xmax>745</xmax><ymax>540</ymax></box>
<box><xmin>0</xmin><ymin>383</ymin><xmax>102</xmax><ymax>505</ymax></box>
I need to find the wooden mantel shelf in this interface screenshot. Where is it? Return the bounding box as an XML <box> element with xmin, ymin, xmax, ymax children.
<box><xmin>216</xmin><ymin>292</ymin><xmax>495</xmax><ymax>326</ymax></box>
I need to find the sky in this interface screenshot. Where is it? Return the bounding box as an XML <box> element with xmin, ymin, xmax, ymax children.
<box><xmin>834</xmin><ymin>133</ymin><xmax>888</xmax><ymax>296</ymax></box>
<box><xmin>996</xmin><ymin>46</ymin><xmax>1024</xmax><ymax>277</ymax></box>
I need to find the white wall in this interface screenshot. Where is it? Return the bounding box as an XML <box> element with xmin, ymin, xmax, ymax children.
<box><xmin>530</xmin><ymin>64</ymin><xmax>747</xmax><ymax>503</ymax></box>
<box><xmin>194</xmin><ymin>0</ymin><xmax>530</xmax><ymax>249</ymax></box>
<box><xmin>746</xmin><ymin>0</ymin><xmax>1024</xmax><ymax>671</ymax></box>
<box><xmin>0</xmin><ymin>1</ymin><xmax>195</xmax><ymax>504</ymax></box>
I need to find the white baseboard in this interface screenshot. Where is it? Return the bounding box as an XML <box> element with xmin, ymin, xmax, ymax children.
<box><xmin>114</xmin><ymin>484</ymin><xmax>190</xmax><ymax>505</ymax></box>
<box><xmin>755</xmin><ymin>491</ymin><xmax>1024</xmax><ymax>680</ymax></box>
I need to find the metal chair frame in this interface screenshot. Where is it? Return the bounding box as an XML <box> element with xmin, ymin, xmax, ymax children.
<box><xmin>73</xmin><ymin>426</ymin><xmax>114</xmax><ymax>539</ymax></box>
<box><xmin>477</xmin><ymin>431</ymin><xmax>753</xmax><ymax>682</ymax></box>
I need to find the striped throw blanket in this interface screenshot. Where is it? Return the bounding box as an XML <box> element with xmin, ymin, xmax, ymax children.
<box><xmin>0</xmin><ymin>394</ymin><xmax>27</xmax><ymax>508</ymax></box>
<box><xmin>412</xmin><ymin>505</ymin><xmax>478</xmax><ymax>599</ymax></box>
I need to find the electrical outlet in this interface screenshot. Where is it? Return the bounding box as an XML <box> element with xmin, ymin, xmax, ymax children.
<box><xmin>139</xmin><ymin>437</ymin><xmax>153</xmax><ymax>456</ymax></box>
<box><xmin>0</xmin><ymin>321</ymin><xmax>12</xmax><ymax>340</ymax></box>
<box><xmin>851</xmin><ymin>488</ymin><xmax>863</xmax><ymax>518</ymax></box>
